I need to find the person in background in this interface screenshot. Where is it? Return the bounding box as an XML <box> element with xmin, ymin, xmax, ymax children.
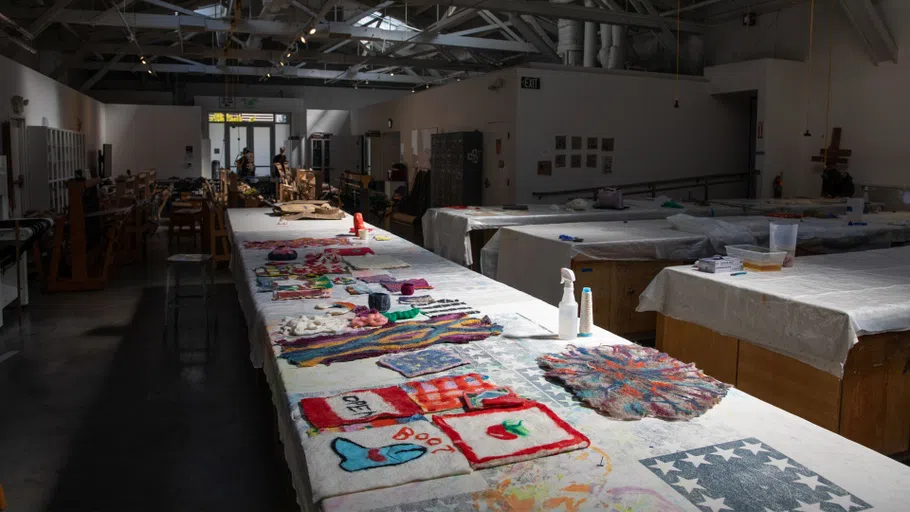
<box><xmin>235</xmin><ymin>148</ymin><xmax>254</xmax><ymax>178</ymax></box>
<box><xmin>270</xmin><ymin>147</ymin><xmax>288</xmax><ymax>199</ymax></box>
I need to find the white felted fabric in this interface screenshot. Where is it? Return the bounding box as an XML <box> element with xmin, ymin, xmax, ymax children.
<box><xmin>343</xmin><ymin>255</ymin><xmax>411</xmax><ymax>270</ymax></box>
<box><xmin>275</xmin><ymin>314</ymin><xmax>352</xmax><ymax>337</ymax></box>
<box><xmin>301</xmin><ymin>422</ymin><xmax>472</xmax><ymax>503</ymax></box>
<box><xmin>433</xmin><ymin>402</ymin><xmax>589</xmax><ymax>469</ymax></box>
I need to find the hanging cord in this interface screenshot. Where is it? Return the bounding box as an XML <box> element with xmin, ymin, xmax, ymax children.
<box><xmin>674</xmin><ymin>0</ymin><xmax>680</xmax><ymax>108</ymax></box>
<box><xmin>822</xmin><ymin>1</ymin><xmax>834</xmax><ymax>166</ymax></box>
<box><xmin>803</xmin><ymin>0</ymin><xmax>816</xmax><ymax>136</ymax></box>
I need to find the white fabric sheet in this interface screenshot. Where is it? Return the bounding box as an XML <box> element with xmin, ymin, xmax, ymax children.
<box><xmin>490</xmin><ymin>214</ymin><xmax>910</xmax><ymax>303</ymax></box>
<box><xmin>638</xmin><ymin>247</ymin><xmax>910</xmax><ymax>377</ymax></box>
<box><xmin>226</xmin><ymin>209</ymin><xmax>910</xmax><ymax>512</ymax></box>
<box><xmin>709</xmin><ymin>197</ymin><xmax>849</xmax><ymax>215</ymax></box>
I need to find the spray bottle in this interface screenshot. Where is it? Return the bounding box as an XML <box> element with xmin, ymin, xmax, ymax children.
<box><xmin>558</xmin><ymin>268</ymin><xmax>578</xmax><ymax>340</ymax></box>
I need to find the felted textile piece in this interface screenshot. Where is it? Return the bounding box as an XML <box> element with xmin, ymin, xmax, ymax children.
<box><xmin>368</xmin><ymin>292</ymin><xmax>391</xmax><ymax>312</ymax></box>
<box><xmin>326</xmin><ymin>247</ymin><xmax>375</xmax><ymax>256</ymax></box>
<box><xmin>244</xmin><ymin>237</ymin><xmax>351</xmax><ymax>250</ymax></box>
<box><xmin>273</xmin><ymin>289</ymin><xmax>331</xmax><ymax>301</ymax></box>
<box><xmin>377</xmin><ymin>346</ymin><xmax>470</xmax><ymax>378</ymax></box>
<box><xmin>357</xmin><ymin>274</ymin><xmax>394</xmax><ymax>284</ymax></box>
<box><xmin>400</xmin><ymin>373</ymin><xmax>499</xmax><ymax>413</ymax></box>
<box><xmin>301</xmin><ymin>420</ymin><xmax>471</xmax><ymax>503</ymax></box>
<box><xmin>537</xmin><ymin>344</ymin><xmax>729</xmax><ymax>420</ymax></box>
<box><xmin>275</xmin><ymin>315</ymin><xmax>354</xmax><ymax>338</ymax></box>
<box><xmin>381</xmin><ymin>279</ymin><xmax>433</xmax><ymax>293</ymax></box>
<box><xmin>306</xmin><ymin>415</ymin><xmax>427</xmax><ymax>437</ymax></box>
<box><xmin>418</xmin><ymin>299</ymin><xmax>479</xmax><ymax>317</ymax></box>
<box><xmin>343</xmin><ymin>255</ymin><xmax>410</xmax><ymax>270</ymax></box>
<box><xmin>333</xmin><ymin>276</ymin><xmax>357</xmax><ymax>285</ymax></box>
<box><xmin>278</xmin><ymin>314</ymin><xmax>503</xmax><ymax>367</ymax></box>
<box><xmin>255</xmin><ymin>262</ymin><xmax>308</xmax><ymax>278</ymax></box>
<box><xmin>300</xmin><ymin>386</ymin><xmax>422</xmax><ymax>428</ymax></box>
<box><xmin>345</xmin><ymin>283</ymin><xmax>373</xmax><ymax>295</ymax></box>
<box><xmin>432</xmin><ymin>402</ymin><xmax>590</xmax><ymax>469</ymax></box>
<box><xmin>464</xmin><ymin>387</ymin><xmax>526</xmax><ymax>410</ymax></box>
<box><xmin>382</xmin><ymin>308</ymin><xmax>422</xmax><ymax>322</ymax></box>
<box><xmin>399</xmin><ymin>295</ymin><xmax>436</xmax><ymax>306</ymax></box>
<box><xmin>267</xmin><ymin>247</ymin><xmax>298</xmax><ymax>261</ymax></box>
<box><xmin>297</xmin><ymin>251</ymin><xmax>349</xmax><ymax>275</ymax></box>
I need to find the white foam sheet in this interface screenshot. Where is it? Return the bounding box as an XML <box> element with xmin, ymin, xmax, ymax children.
<box><xmin>709</xmin><ymin>197</ymin><xmax>849</xmax><ymax>215</ymax></box>
<box><xmin>226</xmin><ymin>209</ymin><xmax>910</xmax><ymax>512</ymax></box>
<box><xmin>639</xmin><ymin>247</ymin><xmax>910</xmax><ymax>377</ymax></box>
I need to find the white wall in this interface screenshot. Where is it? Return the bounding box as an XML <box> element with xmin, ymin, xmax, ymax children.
<box><xmin>0</xmin><ymin>54</ymin><xmax>105</xmax><ymax>168</ymax></box>
<box><xmin>706</xmin><ymin>0</ymin><xmax>910</xmax><ymax>195</ymax></box>
<box><xmin>307</xmin><ymin>109</ymin><xmax>351</xmax><ymax>135</ymax></box>
<box><xmin>103</xmin><ymin>104</ymin><xmax>203</xmax><ymax>179</ymax></box>
<box><xmin>352</xmin><ymin>68</ymin><xmax>518</xmax><ymax>199</ymax></box>
<box><xmin>514</xmin><ymin>65</ymin><xmax>752</xmax><ymax>204</ymax></box>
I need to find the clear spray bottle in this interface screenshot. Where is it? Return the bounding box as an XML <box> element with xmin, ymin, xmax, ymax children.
<box><xmin>558</xmin><ymin>268</ymin><xmax>578</xmax><ymax>340</ymax></box>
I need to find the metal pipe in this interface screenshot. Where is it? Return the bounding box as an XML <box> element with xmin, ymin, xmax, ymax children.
<box><xmin>608</xmin><ymin>25</ymin><xmax>625</xmax><ymax>69</ymax></box>
<box><xmin>583</xmin><ymin>0</ymin><xmax>597</xmax><ymax>67</ymax></box>
<box><xmin>597</xmin><ymin>23</ymin><xmax>611</xmax><ymax>67</ymax></box>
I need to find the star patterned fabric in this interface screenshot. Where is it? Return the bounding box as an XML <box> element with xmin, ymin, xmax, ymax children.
<box><xmin>639</xmin><ymin>438</ymin><xmax>871</xmax><ymax>512</ymax></box>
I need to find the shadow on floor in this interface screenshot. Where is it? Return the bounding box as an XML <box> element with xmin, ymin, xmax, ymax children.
<box><xmin>38</xmin><ymin>284</ymin><xmax>297</xmax><ymax>511</ymax></box>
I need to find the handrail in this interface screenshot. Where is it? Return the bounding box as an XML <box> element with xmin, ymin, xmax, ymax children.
<box><xmin>532</xmin><ymin>171</ymin><xmax>757</xmax><ymax>200</ymax></box>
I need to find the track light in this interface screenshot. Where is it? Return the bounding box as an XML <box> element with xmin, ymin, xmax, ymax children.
<box><xmin>308</xmin><ymin>27</ymin><xmax>316</xmax><ymax>35</ymax></box>
<box><xmin>148</xmin><ymin>69</ymin><xmax>153</xmax><ymax>75</ymax></box>
<box><xmin>279</xmin><ymin>62</ymin><xmax>284</xmax><ymax>67</ymax></box>
<box><xmin>411</xmin><ymin>89</ymin><xmax>415</xmax><ymax>93</ymax></box>
<box><xmin>300</xmin><ymin>36</ymin><xmax>306</xmax><ymax>43</ymax></box>
<box><xmin>456</xmin><ymin>78</ymin><xmax>461</xmax><ymax>82</ymax></box>
<box><xmin>390</xmin><ymin>72</ymin><xmax>395</xmax><ymax>76</ymax></box>
<box><xmin>354</xmin><ymin>85</ymin><xmax>358</xmax><ymax>89</ymax></box>
<box><xmin>140</xmin><ymin>56</ymin><xmax>147</xmax><ymax>64</ymax></box>
<box><xmin>266</xmin><ymin>72</ymin><xmax>271</xmax><ymax>78</ymax></box>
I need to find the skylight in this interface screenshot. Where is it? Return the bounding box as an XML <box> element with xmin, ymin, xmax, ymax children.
<box><xmin>354</xmin><ymin>12</ymin><xmax>417</xmax><ymax>32</ymax></box>
<box><xmin>194</xmin><ymin>3</ymin><xmax>228</xmax><ymax>18</ymax></box>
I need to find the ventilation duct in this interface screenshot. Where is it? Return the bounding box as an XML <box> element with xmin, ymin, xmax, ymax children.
<box><xmin>553</xmin><ymin>0</ymin><xmax>583</xmax><ymax>66</ymax></box>
<box><xmin>608</xmin><ymin>25</ymin><xmax>626</xmax><ymax>70</ymax></box>
<box><xmin>597</xmin><ymin>24</ymin><xmax>611</xmax><ymax>68</ymax></box>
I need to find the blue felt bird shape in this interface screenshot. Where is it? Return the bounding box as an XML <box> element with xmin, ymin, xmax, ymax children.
<box><xmin>331</xmin><ymin>438</ymin><xmax>427</xmax><ymax>472</ymax></box>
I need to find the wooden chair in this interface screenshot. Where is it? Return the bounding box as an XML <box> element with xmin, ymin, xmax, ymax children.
<box><xmin>385</xmin><ymin>170</ymin><xmax>431</xmax><ymax>245</ymax></box>
<box><xmin>202</xmin><ymin>196</ymin><xmax>231</xmax><ymax>267</ymax></box>
<box><xmin>169</xmin><ymin>207</ymin><xmax>202</xmax><ymax>251</ymax></box>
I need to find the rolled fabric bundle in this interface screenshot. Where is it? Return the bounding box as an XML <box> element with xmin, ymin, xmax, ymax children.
<box><xmin>368</xmin><ymin>292</ymin><xmax>391</xmax><ymax>312</ymax></box>
<box><xmin>400</xmin><ymin>282</ymin><xmax>415</xmax><ymax>296</ymax></box>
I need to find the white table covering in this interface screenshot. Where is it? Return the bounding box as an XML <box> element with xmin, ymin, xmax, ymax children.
<box><xmin>709</xmin><ymin>197</ymin><xmax>849</xmax><ymax>215</ymax></box>
<box><xmin>489</xmin><ymin>214</ymin><xmax>910</xmax><ymax>305</ymax></box>
<box><xmin>226</xmin><ymin>209</ymin><xmax>910</xmax><ymax>512</ymax></box>
<box><xmin>638</xmin><ymin>247</ymin><xmax>910</xmax><ymax>378</ymax></box>
<box><xmin>421</xmin><ymin>201</ymin><xmax>744</xmax><ymax>267</ymax></box>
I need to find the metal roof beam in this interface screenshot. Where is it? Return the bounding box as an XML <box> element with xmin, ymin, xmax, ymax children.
<box><xmin>838</xmin><ymin>0</ymin><xmax>898</xmax><ymax>64</ymax></box>
<box><xmin>508</xmin><ymin>14</ymin><xmax>558</xmax><ymax>62</ymax></box>
<box><xmin>404</xmin><ymin>0</ymin><xmax>704</xmax><ymax>32</ymax></box>
<box><xmin>31</xmin><ymin>9</ymin><xmax>537</xmax><ymax>52</ymax></box>
<box><xmin>75</xmin><ymin>60</ymin><xmax>440</xmax><ymax>83</ymax></box>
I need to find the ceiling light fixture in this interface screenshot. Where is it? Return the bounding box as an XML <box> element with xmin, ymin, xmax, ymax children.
<box><xmin>300</xmin><ymin>36</ymin><xmax>306</xmax><ymax>43</ymax></box>
<box><xmin>267</xmin><ymin>72</ymin><xmax>271</xmax><ymax>78</ymax></box>
<box><xmin>140</xmin><ymin>56</ymin><xmax>147</xmax><ymax>64</ymax></box>
<box><xmin>148</xmin><ymin>68</ymin><xmax>153</xmax><ymax>74</ymax></box>
<box><xmin>279</xmin><ymin>62</ymin><xmax>285</xmax><ymax>67</ymax></box>
<box><xmin>286</xmin><ymin>51</ymin><xmax>292</xmax><ymax>58</ymax></box>
<box><xmin>390</xmin><ymin>72</ymin><xmax>395</xmax><ymax>76</ymax></box>
<box><xmin>308</xmin><ymin>27</ymin><xmax>316</xmax><ymax>35</ymax></box>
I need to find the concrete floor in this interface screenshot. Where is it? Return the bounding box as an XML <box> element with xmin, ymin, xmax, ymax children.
<box><xmin>0</xmin><ymin>233</ymin><xmax>297</xmax><ymax>511</ymax></box>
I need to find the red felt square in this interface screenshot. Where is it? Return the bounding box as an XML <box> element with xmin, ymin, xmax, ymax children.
<box><xmin>300</xmin><ymin>386</ymin><xmax>423</xmax><ymax>429</ymax></box>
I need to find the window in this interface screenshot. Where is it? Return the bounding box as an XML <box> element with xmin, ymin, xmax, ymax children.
<box><xmin>208</xmin><ymin>112</ymin><xmax>289</xmax><ymax>124</ymax></box>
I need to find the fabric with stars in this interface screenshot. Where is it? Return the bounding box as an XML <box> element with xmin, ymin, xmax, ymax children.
<box><xmin>639</xmin><ymin>438</ymin><xmax>871</xmax><ymax>512</ymax></box>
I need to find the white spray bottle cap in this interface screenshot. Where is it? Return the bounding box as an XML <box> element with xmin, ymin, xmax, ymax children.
<box><xmin>560</xmin><ymin>268</ymin><xmax>576</xmax><ymax>284</ymax></box>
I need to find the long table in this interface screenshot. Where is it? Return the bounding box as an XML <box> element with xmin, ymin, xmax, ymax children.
<box><xmin>226</xmin><ymin>208</ymin><xmax>910</xmax><ymax>512</ymax></box>
<box><xmin>639</xmin><ymin>247</ymin><xmax>910</xmax><ymax>454</ymax></box>
<box><xmin>422</xmin><ymin>201</ymin><xmax>745</xmax><ymax>267</ymax></box>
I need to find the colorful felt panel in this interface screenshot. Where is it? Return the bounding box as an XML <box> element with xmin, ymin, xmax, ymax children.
<box><xmin>244</xmin><ymin>237</ymin><xmax>351</xmax><ymax>250</ymax></box>
<box><xmin>432</xmin><ymin>402</ymin><xmax>590</xmax><ymax>469</ymax></box>
<box><xmin>273</xmin><ymin>289</ymin><xmax>331</xmax><ymax>301</ymax></box>
<box><xmin>306</xmin><ymin>415</ymin><xmax>427</xmax><ymax>438</ymax></box>
<box><xmin>536</xmin><ymin>344</ymin><xmax>729</xmax><ymax>420</ymax></box>
<box><xmin>278</xmin><ymin>314</ymin><xmax>503</xmax><ymax>367</ymax></box>
<box><xmin>301</xmin><ymin>422</ymin><xmax>471</xmax><ymax>503</ymax></box>
<box><xmin>381</xmin><ymin>279</ymin><xmax>433</xmax><ymax>293</ymax></box>
<box><xmin>343</xmin><ymin>255</ymin><xmax>410</xmax><ymax>270</ymax></box>
<box><xmin>377</xmin><ymin>346</ymin><xmax>471</xmax><ymax>378</ymax></box>
<box><xmin>463</xmin><ymin>387</ymin><xmax>526</xmax><ymax>410</ymax></box>
<box><xmin>400</xmin><ymin>372</ymin><xmax>499</xmax><ymax>412</ymax></box>
<box><xmin>300</xmin><ymin>386</ymin><xmax>422</xmax><ymax>428</ymax></box>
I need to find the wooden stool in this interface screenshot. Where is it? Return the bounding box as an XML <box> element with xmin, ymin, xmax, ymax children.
<box><xmin>168</xmin><ymin>207</ymin><xmax>202</xmax><ymax>250</ymax></box>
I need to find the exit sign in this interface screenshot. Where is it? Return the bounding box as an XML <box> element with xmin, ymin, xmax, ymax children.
<box><xmin>520</xmin><ymin>76</ymin><xmax>541</xmax><ymax>89</ymax></box>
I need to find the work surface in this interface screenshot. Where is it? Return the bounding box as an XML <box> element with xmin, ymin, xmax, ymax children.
<box><xmin>490</xmin><ymin>213</ymin><xmax>910</xmax><ymax>306</ymax></box>
<box><xmin>639</xmin><ymin>246</ymin><xmax>910</xmax><ymax>378</ymax></box>
<box><xmin>422</xmin><ymin>201</ymin><xmax>745</xmax><ymax>267</ymax></box>
<box><xmin>226</xmin><ymin>208</ymin><xmax>910</xmax><ymax>512</ymax></box>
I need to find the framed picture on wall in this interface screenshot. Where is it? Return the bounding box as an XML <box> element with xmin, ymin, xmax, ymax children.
<box><xmin>537</xmin><ymin>160</ymin><xmax>553</xmax><ymax>176</ymax></box>
<box><xmin>571</xmin><ymin>154</ymin><xmax>581</xmax><ymax>168</ymax></box>
<box><xmin>587</xmin><ymin>137</ymin><xmax>598</xmax><ymax>150</ymax></box>
<box><xmin>555</xmin><ymin>154</ymin><xmax>566</xmax><ymax>168</ymax></box>
<box><xmin>571</xmin><ymin>136</ymin><xmax>582</xmax><ymax>151</ymax></box>
<box><xmin>602</xmin><ymin>138</ymin><xmax>615</xmax><ymax>152</ymax></box>
<box><xmin>555</xmin><ymin>136</ymin><xmax>567</xmax><ymax>150</ymax></box>
<box><xmin>603</xmin><ymin>155</ymin><xmax>614</xmax><ymax>174</ymax></box>
<box><xmin>586</xmin><ymin>154</ymin><xmax>598</xmax><ymax>168</ymax></box>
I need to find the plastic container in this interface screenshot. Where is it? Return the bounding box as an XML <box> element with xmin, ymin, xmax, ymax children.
<box><xmin>579</xmin><ymin>287</ymin><xmax>593</xmax><ymax>337</ymax></box>
<box><xmin>725</xmin><ymin>244</ymin><xmax>788</xmax><ymax>272</ymax></box>
<box><xmin>769</xmin><ymin>222</ymin><xmax>798</xmax><ymax>268</ymax></box>
<box><xmin>558</xmin><ymin>268</ymin><xmax>578</xmax><ymax>340</ymax></box>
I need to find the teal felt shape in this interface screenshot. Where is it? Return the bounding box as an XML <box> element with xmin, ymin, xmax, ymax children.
<box><xmin>331</xmin><ymin>438</ymin><xmax>427</xmax><ymax>472</ymax></box>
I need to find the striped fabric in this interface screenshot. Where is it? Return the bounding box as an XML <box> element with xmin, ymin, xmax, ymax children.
<box><xmin>278</xmin><ymin>313</ymin><xmax>503</xmax><ymax>367</ymax></box>
<box><xmin>418</xmin><ymin>299</ymin><xmax>479</xmax><ymax>317</ymax></box>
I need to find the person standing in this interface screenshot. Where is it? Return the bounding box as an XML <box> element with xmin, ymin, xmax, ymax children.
<box><xmin>270</xmin><ymin>147</ymin><xmax>288</xmax><ymax>199</ymax></box>
<box><xmin>235</xmin><ymin>148</ymin><xmax>254</xmax><ymax>178</ymax></box>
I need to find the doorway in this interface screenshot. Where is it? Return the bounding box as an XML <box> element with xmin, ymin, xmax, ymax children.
<box><xmin>223</xmin><ymin>124</ymin><xmax>275</xmax><ymax>177</ymax></box>
<box><xmin>483</xmin><ymin>122</ymin><xmax>513</xmax><ymax>205</ymax></box>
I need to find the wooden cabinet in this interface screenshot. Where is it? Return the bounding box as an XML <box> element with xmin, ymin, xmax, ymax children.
<box><xmin>27</xmin><ymin>126</ymin><xmax>85</xmax><ymax>211</ymax></box>
<box><xmin>430</xmin><ymin>131</ymin><xmax>482</xmax><ymax>207</ymax></box>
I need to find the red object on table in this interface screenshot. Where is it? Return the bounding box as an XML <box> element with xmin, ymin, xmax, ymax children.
<box><xmin>353</xmin><ymin>212</ymin><xmax>365</xmax><ymax>232</ymax></box>
<box><xmin>400</xmin><ymin>283</ymin><xmax>415</xmax><ymax>295</ymax></box>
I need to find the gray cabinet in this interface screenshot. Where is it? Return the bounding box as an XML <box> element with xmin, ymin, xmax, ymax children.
<box><xmin>27</xmin><ymin>126</ymin><xmax>85</xmax><ymax>211</ymax></box>
<box><xmin>430</xmin><ymin>131</ymin><xmax>482</xmax><ymax>207</ymax></box>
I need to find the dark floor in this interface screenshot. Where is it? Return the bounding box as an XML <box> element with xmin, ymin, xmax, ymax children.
<box><xmin>0</xmin><ymin>232</ymin><xmax>297</xmax><ymax>511</ymax></box>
